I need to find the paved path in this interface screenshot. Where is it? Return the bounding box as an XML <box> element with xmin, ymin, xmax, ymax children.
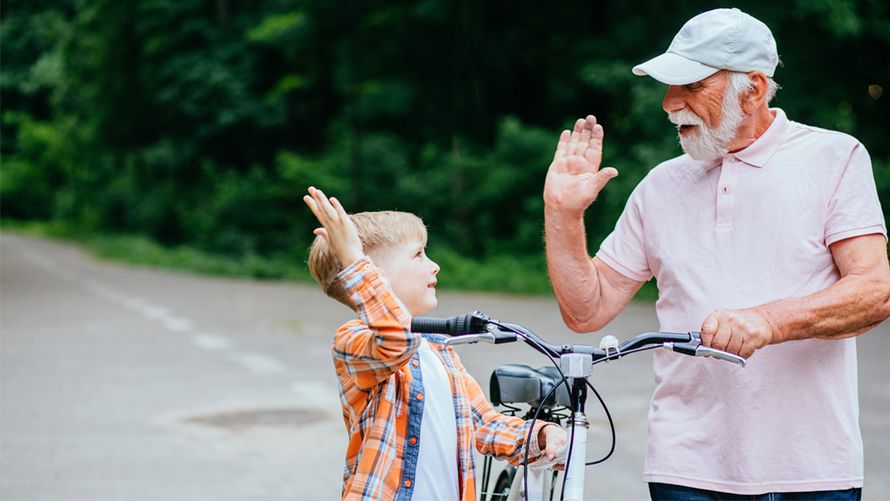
<box><xmin>2</xmin><ymin>232</ymin><xmax>888</xmax><ymax>500</ymax></box>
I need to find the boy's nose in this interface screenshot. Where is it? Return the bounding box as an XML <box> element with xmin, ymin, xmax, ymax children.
<box><xmin>430</xmin><ymin>260</ymin><xmax>440</xmax><ymax>275</ymax></box>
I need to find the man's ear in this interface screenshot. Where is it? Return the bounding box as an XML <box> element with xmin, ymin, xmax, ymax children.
<box><xmin>742</xmin><ymin>71</ymin><xmax>769</xmax><ymax>113</ymax></box>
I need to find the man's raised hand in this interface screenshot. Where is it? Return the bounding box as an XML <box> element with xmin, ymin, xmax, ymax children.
<box><xmin>544</xmin><ymin>115</ymin><xmax>618</xmax><ymax>216</ymax></box>
<box><xmin>303</xmin><ymin>187</ymin><xmax>364</xmax><ymax>268</ymax></box>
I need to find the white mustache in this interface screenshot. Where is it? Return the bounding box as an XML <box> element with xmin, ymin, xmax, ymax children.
<box><xmin>668</xmin><ymin>110</ymin><xmax>705</xmax><ymax>127</ymax></box>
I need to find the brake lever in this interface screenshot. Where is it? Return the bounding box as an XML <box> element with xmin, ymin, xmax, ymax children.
<box><xmin>442</xmin><ymin>333</ymin><xmax>496</xmax><ymax>345</ymax></box>
<box><xmin>441</xmin><ymin>327</ymin><xmax>519</xmax><ymax>346</ymax></box>
<box><xmin>694</xmin><ymin>346</ymin><xmax>747</xmax><ymax>367</ymax></box>
<box><xmin>664</xmin><ymin>334</ymin><xmax>747</xmax><ymax>367</ymax></box>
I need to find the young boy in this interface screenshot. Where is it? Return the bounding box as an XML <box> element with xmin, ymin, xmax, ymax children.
<box><xmin>303</xmin><ymin>186</ymin><xmax>566</xmax><ymax>500</ymax></box>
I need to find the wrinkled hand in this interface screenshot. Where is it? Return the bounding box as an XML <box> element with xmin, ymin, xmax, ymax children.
<box><xmin>538</xmin><ymin>424</ymin><xmax>568</xmax><ymax>470</ymax></box>
<box><xmin>543</xmin><ymin>115</ymin><xmax>618</xmax><ymax>216</ymax></box>
<box><xmin>303</xmin><ymin>186</ymin><xmax>364</xmax><ymax>268</ymax></box>
<box><xmin>700</xmin><ymin>307</ymin><xmax>775</xmax><ymax>359</ymax></box>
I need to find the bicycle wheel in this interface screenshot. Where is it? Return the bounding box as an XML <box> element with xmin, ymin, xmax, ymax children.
<box><xmin>488</xmin><ymin>467</ymin><xmax>515</xmax><ymax>501</ymax></box>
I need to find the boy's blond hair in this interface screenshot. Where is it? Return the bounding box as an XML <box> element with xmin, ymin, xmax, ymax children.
<box><xmin>308</xmin><ymin>211</ymin><xmax>428</xmax><ymax>308</ymax></box>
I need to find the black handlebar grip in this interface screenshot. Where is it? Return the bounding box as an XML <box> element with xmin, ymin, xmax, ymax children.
<box><xmin>411</xmin><ymin>311</ymin><xmax>489</xmax><ymax>335</ymax></box>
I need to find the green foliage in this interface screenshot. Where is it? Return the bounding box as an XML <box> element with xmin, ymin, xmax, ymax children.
<box><xmin>246</xmin><ymin>11</ymin><xmax>306</xmax><ymax>44</ymax></box>
<box><xmin>1</xmin><ymin>113</ymin><xmax>61</xmax><ymax>219</ymax></box>
<box><xmin>2</xmin><ymin>0</ymin><xmax>888</xmax><ymax>297</ymax></box>
<box><xmin>430</xmin><ymin>245</ymin><xmax>552</xmax><ymax>295</ymax></box>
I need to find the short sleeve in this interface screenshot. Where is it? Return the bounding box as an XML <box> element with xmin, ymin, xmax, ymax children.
<box><xmin>824</xmin><ymin>143</ymin><xmax>887</xmax><ymax>246</ymax></box>
<box><xmin>596</xmin><ymin>185</ymin><xmax>653</xmax><ymax>282</ymax></box>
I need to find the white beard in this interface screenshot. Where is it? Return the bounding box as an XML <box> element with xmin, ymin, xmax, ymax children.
<box><xmin>668</xmin><ymin>87</ymin><xmax>746</xmax><ymax>161</ymax></box>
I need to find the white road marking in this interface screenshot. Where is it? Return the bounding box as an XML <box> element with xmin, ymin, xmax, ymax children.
<box><xmin>140</xmin><ymin>304</ymin><xmax>171</xmax><ymax>320</ymax></box>
<box><xmin>82</xmin><ymin>280</ymin><xmax>121</xmax><ymax>301</ymax></box>
<box><xmin>11</xmin><ymin>243</ymin><xmax>291</xmax><ymax>380</ymax></box>
<box><xmin>163</xmin><ymin>316</ymin><xmax>194</xmax><ymax>333</ymax></box>
<box><xmin>192</xmin><ymin>333</ymin><xmax>233</xmax><ymax>351</ymax></box>
<box><xmin>123</xmin><ymin>297</ymin><xmax>150</xmax><ymax>310</ymax></box>
<box><xmin>229</xmin><ymin>352</ymin><xmax>288</xmax><ymax>375</ymax></box>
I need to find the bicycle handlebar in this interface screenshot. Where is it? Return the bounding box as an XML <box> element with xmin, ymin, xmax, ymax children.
<box><xmin>411</xmin><ymin>311</ymin><xmax>746</xmax><ymax>367</ymax></box>
<box><xmin>413</xmin><ymin>311</ymin><xmax>745</xmax><ymax>501</ymax></box>
<box><xmin>409</xmin><ymin>311</ymin><xmax>490</xmax><ymax>336</ymax></box>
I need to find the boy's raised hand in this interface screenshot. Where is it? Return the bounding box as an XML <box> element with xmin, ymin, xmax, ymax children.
<box><xmin>303</xmin><ymin>187</ymin><xmax>364</xmax><ymax>268</ymax></box>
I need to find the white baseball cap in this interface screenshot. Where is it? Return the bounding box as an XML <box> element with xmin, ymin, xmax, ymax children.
<box><xmin>633</xmin><ymin>8</ymin><xmax>779</xmax><ymax>85</ymax></box>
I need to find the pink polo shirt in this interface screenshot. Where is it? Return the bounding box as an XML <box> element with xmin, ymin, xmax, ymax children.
<box><xmin>597</xmin><ymin>108</ymin><xmax>886</xmax><ymax>494</ymax></box>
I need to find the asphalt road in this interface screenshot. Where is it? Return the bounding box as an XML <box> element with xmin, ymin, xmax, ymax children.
<box><xmin>2</xmin><ymin>232</ymin><xmax>888</xmax><ymax>500</ymax></box>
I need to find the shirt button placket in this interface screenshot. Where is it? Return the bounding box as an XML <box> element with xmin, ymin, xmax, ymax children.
<box><xmin>716</xmin><ymin>157</ymin><xmax>737</xmax><ymax>230</ymax></box>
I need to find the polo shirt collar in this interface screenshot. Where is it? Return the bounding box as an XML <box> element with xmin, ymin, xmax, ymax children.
<box><xmin>729</xmin><ymin>108</ymin><xmax>788</xmax><ymax>168</ymax></box>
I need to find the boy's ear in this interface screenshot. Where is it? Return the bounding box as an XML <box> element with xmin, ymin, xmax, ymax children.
<box><xmin>367</xmin><ymin>245</ymin><xmax>393</xmax><ymax>266</ymax></box>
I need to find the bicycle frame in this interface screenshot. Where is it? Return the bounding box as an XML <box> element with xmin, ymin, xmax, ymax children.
<box><xmin>508</xmin><ymin>464</ymin><xmax>556</xmax><ymax>501</ymax></box>
<box><xmin>480</xmin><ymin>397</ymin><xmax>566</xmax><ymax>501</ymax></box>
<box><xmin>560</xmin><ymin>357</ymin><xmax>592</xmax><ymax>500</ymax></box>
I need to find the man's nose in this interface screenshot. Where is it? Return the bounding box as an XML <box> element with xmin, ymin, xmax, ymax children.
<box><xmin>662</xmin><ymin>86</ymin><xmax>686</xmax><ymax>113</ymax></box>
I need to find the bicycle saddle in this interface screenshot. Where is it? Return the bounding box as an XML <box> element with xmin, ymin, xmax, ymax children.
<box><xmin>489</xmin><ymin>364</ymin><xmax>571</xmax><ymax>408</ymax></box>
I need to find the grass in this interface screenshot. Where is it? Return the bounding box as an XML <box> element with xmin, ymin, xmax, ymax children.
<box><xmin>1</xmin><ymin>218</ymin><xmax>658</xmax><ymax>299</ymax></box>
<box><xmin>1</xmin><ymin>219</ymin><xmax>313</xmax><ymax>282</ymax></box>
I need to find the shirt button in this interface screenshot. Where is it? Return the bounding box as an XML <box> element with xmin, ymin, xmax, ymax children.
<box><xmin>411</xmin><ymin>360</ymin><xmax>419</xmax><ymax>367</ymax></box>
<box><xmin>404</xmin><ymin>480</ymin><xmax>412</xmax><ymax>488</ymax></box>
<box><xmin>409</xmin><ymin>437</ymin><xmax>417</xmax><ymax>445</ymax></box>
<box><xmin>416</xmin><ymin>393</ymin><xmax>424</xmax><ymax>401</ymax></box>
<box><xmin>721</xmin><ymin>185</ymin><xmax>729</xmax><ymax>194</ymax></box>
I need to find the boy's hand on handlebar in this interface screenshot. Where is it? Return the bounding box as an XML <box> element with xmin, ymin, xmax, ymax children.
<box><xmin>544</xmin><ymin>115</ymin><xmax>618</xmax><ymax>217</ymax></box>
<box><xmin>303</xmin><ymin>187</ymin><xmax>364</xmax><ymax>268</ymax></box>
<box><xmin>538</xmin><ymin>424</ymin><xmax>568</xmax><ymax>469</ymax></box>
<box><xmin>701</xmin><ymin>308</ymin><xmax>774</xmax><ymax>359</ymax></box>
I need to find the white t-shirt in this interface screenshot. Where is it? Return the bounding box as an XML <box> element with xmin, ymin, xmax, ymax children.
<box><xmin>597</xmin><ymin>109</ymin><xmax>885</xmax><ymax>494</ymax></box>
<box><xmin>412</xmin><ymin>338</ymin><xmax>460</xmax><ymax>500</ymax></box>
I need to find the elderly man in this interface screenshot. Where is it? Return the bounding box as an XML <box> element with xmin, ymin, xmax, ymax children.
<box><xmin>544</xmin><ymin>8</ymin><xmax>890</xmax><ymax>500</ymax></box>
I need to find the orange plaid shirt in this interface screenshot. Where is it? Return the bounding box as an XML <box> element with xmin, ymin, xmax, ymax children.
<box><xmin>333</xmin><ymin>257</ymin><xmax>548</xmax><ymax>500</ymax></box>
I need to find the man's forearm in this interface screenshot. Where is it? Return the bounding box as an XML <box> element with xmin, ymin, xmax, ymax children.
<box><xmin>544</xmin><ymin>209</ymin><xmax>605</xmax><ymax>331</ymax></box>
<box><xmin>758</xmin><ymin>272</ymin><xmax>890</xmax><ymax>343</ymax></box>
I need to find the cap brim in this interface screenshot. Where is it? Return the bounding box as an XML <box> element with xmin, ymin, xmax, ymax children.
<box><xmin>632</xmin><ymin>52</ymin><xmax>720</xmax><ymax>85</ymax></box>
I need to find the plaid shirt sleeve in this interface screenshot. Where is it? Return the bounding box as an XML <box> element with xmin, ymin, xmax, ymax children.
<box><xmin>332</xmin><ymin>256</ymin><xmax>420</xmax><ymax>391</ymax></box>
<box><xmin>454</xmin><ymin>353</ymin><xmax>550</xmax><ymax>466</ymax></box>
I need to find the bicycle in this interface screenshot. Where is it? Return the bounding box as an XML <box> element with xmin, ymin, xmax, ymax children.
<box><xmin>411</xmin><ymin>311</ymin><xmax>746</xmax><ymax>501</ymax></box>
